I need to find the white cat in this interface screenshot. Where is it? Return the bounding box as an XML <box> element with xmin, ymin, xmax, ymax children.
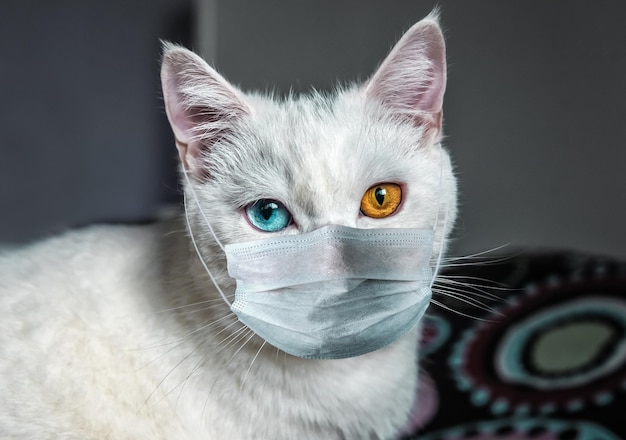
<box><xmin>0</xmin><ymin>12</ymin><xmax>456</xmax><ymax>440</ymax></box>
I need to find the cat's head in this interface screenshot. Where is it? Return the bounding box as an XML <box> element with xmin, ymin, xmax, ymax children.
<box><xmin>161</xmin><ymin>12</ymin><xmax>457</xmax><ymax>291</ymax></box>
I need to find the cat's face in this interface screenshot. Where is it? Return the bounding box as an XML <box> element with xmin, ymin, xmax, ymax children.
<box><xmin>161</xmin><ymin>13</ymin><xmax>456</xmax><ymax>289</ymax></box>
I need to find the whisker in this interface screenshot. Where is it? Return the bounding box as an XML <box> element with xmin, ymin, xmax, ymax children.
<box><xmin>140</xmin><ymin>319</ymin><xmax>244</xmax><ymax>410</ymax></box>
<box><xmin>226</xmin><ymin>331</ymin><xmax>257</xmax><ymax>366</ymax></box>
<box><xmin>439</xmin><ymin>254</ymin><xmax>515</xmax><ymax>267</ymax></box>
<box><xmin>433</xmin><ymin>287</ymin><xmax>503</xmax><ymax>316</ymax></box>
<box><xmin>436</xmin><ymin>283</ymin><xmax>503</xmax><ymax>303</ymax></box>
<box><xmin>162</xmin><ymin>227</ymin><xmax>188</xmax><ymax>237</ymax></box>
<box><xmin>216</xmin><ymin>325</ymin><xmax>252</xmax><ymax>351</ymax></box>
<box><xmin>429</xmin><ymin>298</ymin><xmax>499</xmax><ymax>322</ymax></box>
<box><xmin>143</xmin><ymin>341</ymin><xmax>205</xmax><ymax>409</ymax></box>
<box><xmin>440</xmin><ymin>243</ymin><xmax>513</xmax><ymax>262</ymax></box>
<box><xmin>434</xmin><ymin>277</ymin><xmax>512</xmax><ymax>303</ymax></box>
<box><xmin>172</xmin><ymin>324</ymin><xmax>250</xmax><ymax>411</ymax></box>
<box><xmin>172</xmin><ymin>302</ymin><xmax>229</xmax><ymax>317</ymax></box>
<box><xmin>138</xmin><ymin>313</ymin><xmax>232</xmax><ymax>355</ymax></box>
<box><xmin>438</xmin><ymin>274</ymin><xmax>513</xmax><ymax>290</ymax></box>
<box><xmin>151</xmin><ymin>321</ymin><xmax>249</xmax><ymax>410</ymax></box>
<box><xmin>154</xmin><ymin>297</ymin><xmax>226</xmax><ymax>315</ymax></box>
<box><xmin>241</xmin><ymin>340</ymin><xmax>267</xmax><ymax>389</ymax></box>
<box><xmin>434</xmin><ymin>282</ymin><xmax>500</xmax><ymax>307</ymax></box>
<box><xmin>200</xmin><ymin>327</ymin><xmax>256</xmax><ymax>423</ymax></box>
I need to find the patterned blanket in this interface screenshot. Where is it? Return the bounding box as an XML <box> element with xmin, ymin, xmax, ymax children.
<box><xmin>403</xmin><ymin>251</ymin><xmax>626</xmax><ymax>440</ymax></box>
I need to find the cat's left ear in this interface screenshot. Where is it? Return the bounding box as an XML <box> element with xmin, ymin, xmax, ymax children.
<box><xmin>365</xmin><ymin>12</ymin><xmax>446</xmax><ymax>144</ymax></box>
<box><xmin>161</xmin><ymin>42</ymin><xmax>251</xmax><ymax>179</ymax></box>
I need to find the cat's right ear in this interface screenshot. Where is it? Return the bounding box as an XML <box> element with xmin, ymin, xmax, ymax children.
<box><xmin>161</xmin><ymin>42</ymin><xmax>250</xmax><ymax>179</ymax></box>
<box><xmin>364</xmin><ymin>12</ymin><xmax>446</xmax><ymax>145</ymax></box>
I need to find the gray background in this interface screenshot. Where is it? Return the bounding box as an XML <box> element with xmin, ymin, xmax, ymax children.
<box><xmin>1</xmin><ymin>0</ymin><xmax>625</xmax><ymax>259</ymax></box>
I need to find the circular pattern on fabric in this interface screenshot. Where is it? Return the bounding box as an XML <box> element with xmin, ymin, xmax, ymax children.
<box><xmin>449</xmin><ymin>266</ymin><xmax>626</xmax><ymax>415</ymax></box>
<box><xmin>495</xmin><ymin>297</ymin><xmax>626</xmax><ymax>390</ymax></box>
<box><xmin>417</xmin><ymin>417</ymin><xmax>621</xmax><ymax>440</ymax></box>
<box><xmin>420</xmin><ymin>313</ymin><xmax>451</xmax><ymax>357</ymax></box>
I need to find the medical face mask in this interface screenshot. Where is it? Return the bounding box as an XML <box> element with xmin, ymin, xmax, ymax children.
<box><xmin>224</xmin><ymin>225</ymin><xmax>435</xmax><ymax>359</ymax></box>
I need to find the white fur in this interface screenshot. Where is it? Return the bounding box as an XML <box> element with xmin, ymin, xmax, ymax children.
<box><xmin>0</xmin><ymin>13</ymin><xmax>457</xmax><ymax>439</ymax></box>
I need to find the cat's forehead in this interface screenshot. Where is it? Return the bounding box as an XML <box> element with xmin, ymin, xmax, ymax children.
<box><xmin>247</xmin><ymin>90</ymin><xmax>423</xmax><ymax>165</ymax></box>
<box><xmin>233</xmin><ymin>91</ymin><xmax>436</xmax><ymax>227</ymax></box>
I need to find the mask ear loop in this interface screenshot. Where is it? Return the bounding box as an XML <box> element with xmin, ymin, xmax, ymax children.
<box><xmin>182</xmin><ymin>167</ymin><xmax>233</xmax><ymax>307</ymax></box>
<box><xmin>430</xmin><ymin>144</ymin><xmax>451</xmax><ymax>288</ymax></box>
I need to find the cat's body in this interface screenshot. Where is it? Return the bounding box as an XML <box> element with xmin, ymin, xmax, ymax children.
<box><xmin>0</xmin><ymin>220</ymin><xmax>419</xmax><ymax>439</ymax></box>
<box><xmin>0</xmin><ymin>13</ymin><xmax>456</xmax><ymax>439</ymax></box>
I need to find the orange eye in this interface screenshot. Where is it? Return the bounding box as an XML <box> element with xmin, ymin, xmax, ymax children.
<box><xmin>360</xmin><ymin>183</ymin><xmax>402</xmax><ymax>218</ymax></box>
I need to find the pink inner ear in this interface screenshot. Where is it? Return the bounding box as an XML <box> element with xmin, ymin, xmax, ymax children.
<box><xmin>412</xmin><ymin>30</ymin><xmax>446</xmax><ymax>114</ymax></box>
<box><xmin>161</xmin><ymin>45</ymin><xmax>251</xmax><ymax>177</ymax></box>
<box><xmin>366</xmin><ymin>18</ymin><xmax>447</xmax><ymax>117</ymax></box>
<box><xmin>163</xmin><ymin>75</ymin><xmax>197</xmax><ymax>145</ymax></box>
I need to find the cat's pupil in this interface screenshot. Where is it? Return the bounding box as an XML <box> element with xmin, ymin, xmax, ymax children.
<box><xmin>260</xmin><ymin>202</ymin><xmax>278</xmax><ymax>220</ymax></box>
<box><xmin>375</xmin><ymin>187</ymin><xmax>386</xmax><ymax>206</ymax></box>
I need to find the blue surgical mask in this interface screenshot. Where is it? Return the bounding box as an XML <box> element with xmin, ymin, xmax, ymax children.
<box><xmin>224</xmin><ymin>225</ymin><xmax>435</xmax><ymax>359</ymax></box>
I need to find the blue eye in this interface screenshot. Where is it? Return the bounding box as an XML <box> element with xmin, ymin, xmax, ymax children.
<box><xmin>246</xmin><ymin>199</ymin><xmax>292</xmax><ymax>232</ymax></box>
